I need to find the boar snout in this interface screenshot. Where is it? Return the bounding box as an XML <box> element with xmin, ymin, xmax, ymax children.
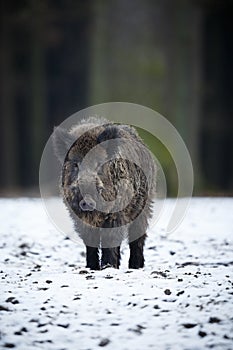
<box><xmin>79</xmin><ymin>194</ymin><xmax>96</xmax><ymax>212</ymax></box>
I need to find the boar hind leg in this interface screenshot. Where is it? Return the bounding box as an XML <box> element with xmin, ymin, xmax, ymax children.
<box><xmin>128</xmin><ymin>234</ymin><xmax>147</xmax><ymax>269</ymax></box>
<box><xmin>86</xmin><ymin>246</ymin><xmax>100</xmax><ymax>270</ymax></box>
<box><xmin>101</xmin><ymin>247</ymin><xmax>121</xmax><ymax>269</ymax></box>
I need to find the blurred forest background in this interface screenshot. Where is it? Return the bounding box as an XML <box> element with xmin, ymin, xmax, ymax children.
<box><xmin>0</xmin><ymin>0</ymin><xmax>232</xmax><ymax>196</ymax></box>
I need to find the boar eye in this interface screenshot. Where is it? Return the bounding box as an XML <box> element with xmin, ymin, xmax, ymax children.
<box><xmin>98</xmin><ymin>187</ymin><xmax>103</xmax><ymax>194</ymax></box>
<box><xmin>73</xmin><ymin>162</ymin><xmax>79</xmax><ymax>169</ymax></box>
<box><xmin>96</xmin><ymin>184</ymin><xmax>104</xmax><ymax>193</ymax></box>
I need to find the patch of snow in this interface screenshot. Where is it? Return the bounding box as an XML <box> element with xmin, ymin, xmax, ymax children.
<box><xmin>0</xmin><ymin>198</ymin><xmax>233</xmax><ymax>349</ymax></box>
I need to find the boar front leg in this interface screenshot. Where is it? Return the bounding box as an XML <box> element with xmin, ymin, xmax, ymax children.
<box><xmin>86</xmin><ymin>246</ymin><xmax>100</xmax><ymax>270</ymax></box>
<box><xmin>101</xmin><ymin>247</ymin><xmax>121</xmax><ymax>269</ymax></box>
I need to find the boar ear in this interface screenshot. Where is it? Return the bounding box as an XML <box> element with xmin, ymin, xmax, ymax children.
<box><xmin>52</xmin><ymin>126</ymin><xmax>75</xmax><ymax>164</ymax></box>
<box><xmin>97</xmin><ymin>125</ymin><xmax>122</xmax><ymax>156</ymax></box>
<box><xmin>97</xmin><ymin>125</ymin><xmax>121</xmax><ymax>144</ymax></box>
<box><xmin>97</xmin><ymin>124</ymin><xmax>139</xmax><ymax>143</ymax></box>
<box><xmin>97</xmin><ymin>124</ymin><xmax>142</xmax><ymax>157</ymax></box>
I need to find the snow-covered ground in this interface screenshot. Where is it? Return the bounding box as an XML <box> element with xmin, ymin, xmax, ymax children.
<box><xmin>0</xmin><ymin>198</ymin><xmax>233</xmax><ymax>350</ymax></box>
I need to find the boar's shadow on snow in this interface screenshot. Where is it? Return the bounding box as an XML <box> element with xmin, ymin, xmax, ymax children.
<box><xmin>52</xmin><ymin>116</ymin><xmax>156</xmax><ymax>270</ymax></box>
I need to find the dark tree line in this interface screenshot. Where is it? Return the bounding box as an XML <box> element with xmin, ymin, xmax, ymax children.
<box><xmin>0</xmin><ymin>0</ymin><xmax>232</xmax><ymax>195</ymax></box>
<box><xmin>0</xmin><ymin>0</ymin><xmax>91</xmax><ymax>193</ymax></box>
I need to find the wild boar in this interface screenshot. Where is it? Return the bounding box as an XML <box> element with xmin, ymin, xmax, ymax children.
<box><xmin>53</xmin><ymin>116</ymin><xmax>156</xmax><ymax>269</ymax></box>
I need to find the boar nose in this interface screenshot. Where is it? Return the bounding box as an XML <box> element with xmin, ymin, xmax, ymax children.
<box><xmin>79</xmin><ymin>194</ymin><xmax>96</xmax><ymax>212</ymax></box>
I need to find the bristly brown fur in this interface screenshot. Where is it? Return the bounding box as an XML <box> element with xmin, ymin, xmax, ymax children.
<box><xmin>53</xmin><ymin>117</ymin><xmax>156</xmax><ymax>270</ymax></box>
